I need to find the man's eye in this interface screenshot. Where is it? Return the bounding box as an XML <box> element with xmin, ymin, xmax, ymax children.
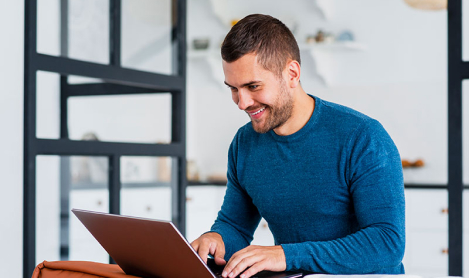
<box><xmin>249</xmin><ymin>85</ymin><xmax>259</xmax><ymax>90</ymax></box>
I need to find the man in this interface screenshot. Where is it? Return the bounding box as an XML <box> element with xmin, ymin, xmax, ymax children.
<box><xmin>190</xmin><ymin>14</ymin><xmax>405</xmax><ymax>278</ymax></box>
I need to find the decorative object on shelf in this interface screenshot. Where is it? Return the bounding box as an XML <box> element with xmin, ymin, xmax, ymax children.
<box><xmin>71</xmin><ymin>132</ymin><xmax>107</xmax><ymax>184</ymax></box>
<box><xmin>336</xmin><ymin>30</ymin><xmax>355</xmax><ymax>42</ymax></box>
<box><xmin>231</xmin><ymin>19</ymin><xmax>239</xmax><ymax>27</ymax></box>
<box><xmin>313</xmin><ymin>30</ymin><xmax>334</xmax><ymax>44</ymax></box>
<box><xmin>403</xmin><ymin>0</ymin><xmax>447</xmax><ymax>10</ymax></box>
<box><xmin>206</xmin><ymin>173</ymin><xmax>227</xmax><ymax>183</ymax></box>
<box><xmin>186</xmin><ymin>160</ymin><xmax>200</xmax><ymax>181</ymax></box>
<box><xmin>402</xmin><ymin>159</ymin><xmax>425</xmax><ymax>168</ymax></box>
<box><xmin>306</xmin><ymin>34</ymin><xmax>316</xmax><ymax>44</ymax></box>
<box><xmin>315</xmin><ymin>30</ymin><xmax>325</xmax><ymax>43</ymax></box>
<box><xmin>157</xmin><ymin>157</ymin><xmax>171</xmax><ymax>182</ymax></box>
<box><xmin>192</xmin><ymin>38</ymin><xmax>210</xmax><ymax>50</ymax></box>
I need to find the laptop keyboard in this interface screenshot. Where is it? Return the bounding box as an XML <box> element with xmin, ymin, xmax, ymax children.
<box><xmin>206</xmin><ymin>258</ymin><xmax>303</xmax><ymax>278</ymax></box>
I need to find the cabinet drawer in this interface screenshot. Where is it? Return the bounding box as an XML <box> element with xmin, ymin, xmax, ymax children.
<box><xmin>120</xmin><ymin>187</ymin><xmax>172</xmax><ymax>221</ymax></box>
<box><xmin>405</xmin><ymin>231</ymin><xmax>447</xmax><ymax>276</ymax></box>
<box><xmin>186</xmin><ymin>186</ymin><xmax>226</xmax><ymax>242</ymax></box>
<box><xmin>405</xmin><ymin>189</ymin><xmax>447</xmax><ymax>231</ymax></box>
<box><xmin>70</xmin><ymin>189</ymin><xmax>108</xmax><ymax>242</ymax></box>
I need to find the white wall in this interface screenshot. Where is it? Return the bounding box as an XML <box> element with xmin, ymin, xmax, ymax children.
<box><xmin>0</xmin><ymin>1</ymin><xmax>24</xmax><ymax>277</ymax></box>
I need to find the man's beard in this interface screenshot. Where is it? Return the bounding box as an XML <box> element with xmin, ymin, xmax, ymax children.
<box><xmin>250</xmin><ymin>80</ymin><xmax>294</xmax><ymax>134</ymax></box>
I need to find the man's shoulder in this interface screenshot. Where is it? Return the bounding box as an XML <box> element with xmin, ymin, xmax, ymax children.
<box><xmin>319</xmin><ymin>98</ymin><xmax>372</xmax><ymax>123</ymax></box>
<box><xmin>316</xmin><ymin>97</ymin><xmax>382</xmax><ymax>133</ymax></box>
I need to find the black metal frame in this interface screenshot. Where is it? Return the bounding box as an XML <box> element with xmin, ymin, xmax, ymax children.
<box><xmin>448</xmin><ymin>0</ymin><xmax>464</xmax><ymax>276</ymax></box>
<box><xmin>23</xmin><ymin>1</ymin><xmax>187</xmax><ymax>277</ymax></box>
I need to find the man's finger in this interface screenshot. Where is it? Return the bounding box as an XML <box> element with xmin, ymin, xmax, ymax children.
<box><xmin>239</xmin><ymin>261</ymin><xmax>265</xmax><ymax>278</ymax></box>
<box><xmin>224</xmin><ymin>255</ymin><xmax>256</xmax><ymax>278</ymax></box>
<box><xmin>198</xmin><ymin>241</ymin><xmax>210</xmax><ymax>264</ymax></box>
<box><xmin>190</xmin><ymin>240</ymin><xmax>199</xmax><ymax>251</ymax></box>
<box><xmin>214</xmin><ymin>243</ymin><xmax>226</xmax><ymax>265</ymax></box>
<box><xmin>223</xmin><ymin>247</ymin><xmax>252</xmax><ymax>276</ymax></box>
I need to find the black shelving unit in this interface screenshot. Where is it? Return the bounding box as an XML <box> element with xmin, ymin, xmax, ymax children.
<box><xmin>448</xmin><ymin>0</ymin><xmax>465</xmax><ymax>276</ymax></box>
<box><xmin>23</xmin><ymin>1</ymin><xmax>187</xmax><ymax>277</ymax></box>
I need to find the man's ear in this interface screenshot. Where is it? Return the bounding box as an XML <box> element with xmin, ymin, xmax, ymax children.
<box><xmin>285</xmin><ymin>60</ymin><xmax>301</xmax><ymax>88</ymax></box>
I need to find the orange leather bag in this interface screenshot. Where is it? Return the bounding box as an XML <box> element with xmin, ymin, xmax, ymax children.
<box><xmin>31</xmin><ymin>261</ymin><xmax>140</xmax><ymax>278</ymax></box>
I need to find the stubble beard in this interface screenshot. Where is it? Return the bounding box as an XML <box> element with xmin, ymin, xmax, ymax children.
<box><xmin>251</xmin><ymin>79</ymin><xmax>294</xmax><ymax>134</ymax></box>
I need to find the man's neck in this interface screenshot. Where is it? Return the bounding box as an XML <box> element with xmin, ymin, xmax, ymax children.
<box><xmin>273</xmin><ymin>89</ymin><xmax>315</xmax><ymax>136</ymax></box>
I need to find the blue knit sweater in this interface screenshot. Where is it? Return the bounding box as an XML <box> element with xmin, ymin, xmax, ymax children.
<box><xmin>210</xmin><ymin>95</ymin><xmax>405</xmax><ymax>274</ymax></box>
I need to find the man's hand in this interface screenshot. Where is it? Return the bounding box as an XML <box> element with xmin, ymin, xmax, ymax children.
<box><xmin>221</xmin><ymin>245</ymin><xmax>286</xmax><ymax>278</ymax></box>
<box><xmin>190</xmin><ymin>232</ymin><xmax>227</xmax><ymax>265</ymax></box>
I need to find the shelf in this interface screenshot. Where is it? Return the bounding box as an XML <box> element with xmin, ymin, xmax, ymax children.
<box><xmin>299</xmin><ymin>41</ymin><xmax>368</xmax><ymax>86</ymax></box>
<box><xmin>188</xmin><ymin>48</ymin><xmax>225</xmax><ymax>84</ymax></box>
<box><xmin>299</xmin><ymin>41</ymin><xmax>368</xmax><ymax>52</ymax></box>
<box><xmin>188</xmin><ymin>180</ymin><xmax>227</xmax><ymax>186</ymax></box>
<box><xmin>187</xmin><ymin>48</ymin><xmax>220</xmax><ymax>59</ymax></box>
<box><xmin>404</xmin><ymin>183</ymin><xmax>469</xmax><ymax>189</ymax></box>
<box><xmin>71</xmin><ymin>180</ymin><xmax>227</xmax><ymax>189</ymax></box>
<box><xmin>71</xmin><ymin>181</ymin><xmax>171</xmax><ymax>190</ymax></box>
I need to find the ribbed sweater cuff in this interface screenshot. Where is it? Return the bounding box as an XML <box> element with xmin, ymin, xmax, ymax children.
<box><xmin>281</xmin><ymin>243</ymin><xmax>304</xmax><ymax>271</ymax></box>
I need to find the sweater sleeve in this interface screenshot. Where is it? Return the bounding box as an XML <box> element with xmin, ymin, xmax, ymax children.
<box><xmin>210</xmin><ymin>132</ymin><xmax>262</xmax><ymax>260</ymax></box>
<box><xmin>281</xmin><ymin>119</ymin><xmax>405</xmax><ymax>274</ymax></box>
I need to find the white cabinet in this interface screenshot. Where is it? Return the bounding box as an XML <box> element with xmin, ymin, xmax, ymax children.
<box><xmin>404</xmin><ymin>189</ymin><xmax>448</xmax><ymax>276</ymax></box>
<box><xmin>186</xmin><ymin>186</ymin><xmax>227</xmax><ymax>242</ymax></box>
<box><xmin>120</xmin><ymin>187</ymin><xmax>172</xmax><ymax>221</ymax></box>
<box><xmin>68</xmin><ymin>186</ymin><xmax>173</xmax><ymax>263</ymax></box>
<box><xmin>69</xmin><ymin>189</ymin><xmax>109</xmax><ymax>263</ymax></box>
<box><xmin>185</xmin><ymin>185</ymin><xmax>275</xmax><ymax>246</ymax></box>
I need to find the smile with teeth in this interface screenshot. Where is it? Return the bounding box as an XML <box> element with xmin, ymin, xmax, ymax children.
<box><xmin>250</xmin><ymin>107</ymin><xmax>265</xmax><ymax>116</ymax></box>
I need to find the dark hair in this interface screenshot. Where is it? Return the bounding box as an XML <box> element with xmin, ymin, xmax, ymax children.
<box><xmin>221</xmin><ymin>14</ymin><xmax>301</xmax><ymax>77</ymax></box>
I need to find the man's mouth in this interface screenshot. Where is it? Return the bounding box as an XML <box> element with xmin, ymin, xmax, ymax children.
<box><xmin>249</xmin><ymin>107</ymin><xmax>265</xmax><ymax>116</ymax></box>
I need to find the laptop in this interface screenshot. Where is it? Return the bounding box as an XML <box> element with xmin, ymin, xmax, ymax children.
<box><xmin>72</xmin><ymin>209</ymin><xmax>303</xmax><ymax>278</ymax></box>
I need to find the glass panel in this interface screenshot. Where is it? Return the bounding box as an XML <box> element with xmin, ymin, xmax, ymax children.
<box><xmin>120</xmin><ymin>156</ymin><xmax>176</xmax><ymax>221</ymax></box>
<box><xmin>68</xmin><ymin>93</ymin><xmax>172</xmax><ymax>144</ymax></box>
<box><xmin>67</xmin><ymin>75</ymin><xmax>104</xmax><ymax>85</ymax></box>
<box><xmin>37</xmin><ymin>0</ymin><xmax>110</xmax><ymax>64</ymax></box>
<box><xmin>121</xmin><ymin>0</ymin><xmax>174</xmax><ymax>74</ymax></box>
<box><xmin>36</xmin><ymin>155</ymin><xmax>109</xmax><ymax>265</ymax></box>
<box><xmin>464</xmin><ymin>0</ymin><xmax>469</xmax><ymax>61</ymax></box>
<box><xmin>36</xmin><ymin>155</ymin><xmax>61</xmax><ymax>264</ymax></box>
<box><xmin>37</xmin><ymin>0</ymin><xmax>60</xmax><ymax>56</ymax></box>
<box><xmin>36</xmin><ymin>71</ymin><xmax>60</xmax><ymax>139</ymax></box>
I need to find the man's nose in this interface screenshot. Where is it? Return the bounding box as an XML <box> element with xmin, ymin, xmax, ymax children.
<box><xmin>237</xmin><ymin>90</ymin><xmax>254</xmax><ymax>111</ymax></box>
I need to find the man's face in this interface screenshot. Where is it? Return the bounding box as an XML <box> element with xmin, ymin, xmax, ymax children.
<box><xmin>222</xmin><ymin>53</ymin><xmax>294</xmax><ymax>134</ymax></box>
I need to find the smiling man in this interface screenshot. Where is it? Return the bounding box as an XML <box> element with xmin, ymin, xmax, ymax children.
<box><xmin>190</xmin><ymin>14</ymin><xmax>405</xmax><ymax>278</ymax></box>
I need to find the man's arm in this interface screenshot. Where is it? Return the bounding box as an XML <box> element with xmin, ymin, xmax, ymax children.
<box><xmin>191</xmin><ymin>133</ymin><xmax>262</xmax><ymax>264</ymax></box>
<box><xmin>209</xmin><ymin>134</ymin><xmax>263</xmax><ymax>259</ymax></box>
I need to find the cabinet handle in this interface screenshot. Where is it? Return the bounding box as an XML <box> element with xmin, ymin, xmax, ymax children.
<box><xmin>97</xmin><ymin>200</ymin><xmax>102</xmax><ymax>206</ymax></box>
<box><xmin>146</xmin><ymin>206</ymin><xmax>152</xmax><ymax>212</ymax></box>
<box><xmin>186</xmin><ymin>197</ymin><xmax>193</xmax><ymax>202</ymax></box>
<box><xmin>442</xmin><ymin>248</ymin><xmax>449</xmax><ymax>254</ymax></box>
<box><xmin>262</xmin><ymin>223</ymin><xmax>268</xmax><ymax>228</ymax></box>
<box><xmin>441</xmin><ymin>208</ymin><xmax>449</xmax><ymax>214</ymax></box>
